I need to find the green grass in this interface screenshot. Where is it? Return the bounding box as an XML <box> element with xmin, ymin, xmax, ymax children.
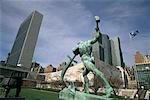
<box><xmin>9</xmin><ymin>88</ymin><xmax>59</xmax><ymax>100</ymax></box>
<box><xmin>1</xmin><ymin>88</ymin><xmax>124</xmax><ymax>100</ymax></box>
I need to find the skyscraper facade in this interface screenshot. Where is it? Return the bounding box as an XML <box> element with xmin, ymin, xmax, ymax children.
<box><xmin>92</xmin><ymin>31</ymin><xmax>124</xmax><ymax>88</ymax></box>
<box><xmin>92</xmin><ymin>32</ymin><xmax>124</xmax><ymax>67</ymax></box>
<box><xmin>7</xmin><ymin>11</ymin><xmax>43</xmax><ymax>70</ymax></box>
<box><xmin>92</xmin><ymin>31</ymin><xmax>104</xmax><ymax>61</ymax></box>
<box><xmin>102</xmin><ymin>34</ymin><xmax>112</xmax><ymax>65</ymax></box>
<box><xmin>110</xmin><ymin>37</ymin><xmax>124</xmax><ymax>67</ymax></box>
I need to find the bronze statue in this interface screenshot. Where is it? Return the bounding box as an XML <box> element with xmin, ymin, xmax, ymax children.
<box><xmin>61</xmin><ymin>16</ymin><xmax>113</xmax><ymax>98</ymax></box>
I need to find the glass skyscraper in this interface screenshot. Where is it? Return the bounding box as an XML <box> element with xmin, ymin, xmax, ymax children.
<box><xmin>7</xmin><ymin>11</ymin><xmax>43</xmax><ymax>71</ymax></box>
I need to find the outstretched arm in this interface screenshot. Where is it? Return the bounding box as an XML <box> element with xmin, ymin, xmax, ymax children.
<box><xmin>90</xmin><ymin>31</ymin><xmax>101</xmax><ymax>44</ymax></box>
<box><xmin>90</xmin><ymin>16</ymin><xmax>101</xmax><ymax>44</ymax></box>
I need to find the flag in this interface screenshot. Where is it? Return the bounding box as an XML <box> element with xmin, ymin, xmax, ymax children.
<box><xmin>129</xmin><ymin>30</ymin><xmax>139</xmax><ymax>38</ymax></box>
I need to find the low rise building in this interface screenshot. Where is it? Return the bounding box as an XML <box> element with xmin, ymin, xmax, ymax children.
<box><xmin>134</xmin><ymin>62</ymin><xmax>150</xmax><ymax>89</ymax></box>
<box><xmin>44</xmin><ymin>64</ymin><xmax>56</xmax><ymax>73</ymax></box>
<box><xmin>134</xmin><ymin>51</ymin><xmax>150</xmax><ymax>89</ymax></box>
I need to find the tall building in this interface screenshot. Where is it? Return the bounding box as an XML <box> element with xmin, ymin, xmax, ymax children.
<box><xmin>7</xmin><ymin>11</ymin><xmax>43</xmax><ymax>70</ymax></box>
<box><xmin>102</xmin><ymin>34</ymin><xmax>112</xmax><ymax>65</ymax></box>
<box><xmin>92</xmin><ymin>30</ymin><xmax>124</xmax><ymax>88</ymax></box>
<box><xmin>110</xmin><ymin>37</ymin><xmax>124</xmax><ymax>67</ymax></box>
<box><xmin>134</xmin><ymin>51</ymin><xmax>150</xmax><ymax>64</ymax></box>
<box><xmin>92</xmin><ymin>32</ymin><xmax>124</xmax><ymax>67</ymax></box>
<box><xmin>134</xmin><ymin>51</ymin><xmax>144</xmax><ymax>63</ymax></box>
<box><xmin>92</xmin><ymin>31</ymin><xmax>104</xmax><ymax>61</ymax></box>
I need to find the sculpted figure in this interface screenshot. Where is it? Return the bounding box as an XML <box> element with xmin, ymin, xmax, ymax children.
<box><xmin>61</xmin><ymin>16</ymin><xmax>113</xmax><ymax>97</ymax></box>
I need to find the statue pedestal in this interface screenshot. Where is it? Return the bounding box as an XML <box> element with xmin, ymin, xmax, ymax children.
<box><xmin>59</xmin><ymin>87</ymin><xmax>114</xmax><ymax>100</ymax></box>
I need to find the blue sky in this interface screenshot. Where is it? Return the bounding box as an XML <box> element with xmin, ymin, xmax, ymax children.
<box><xmin>0</xmin><ymin>0</ymin><xmax>150</xmax><ymax>67</ymax></box>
